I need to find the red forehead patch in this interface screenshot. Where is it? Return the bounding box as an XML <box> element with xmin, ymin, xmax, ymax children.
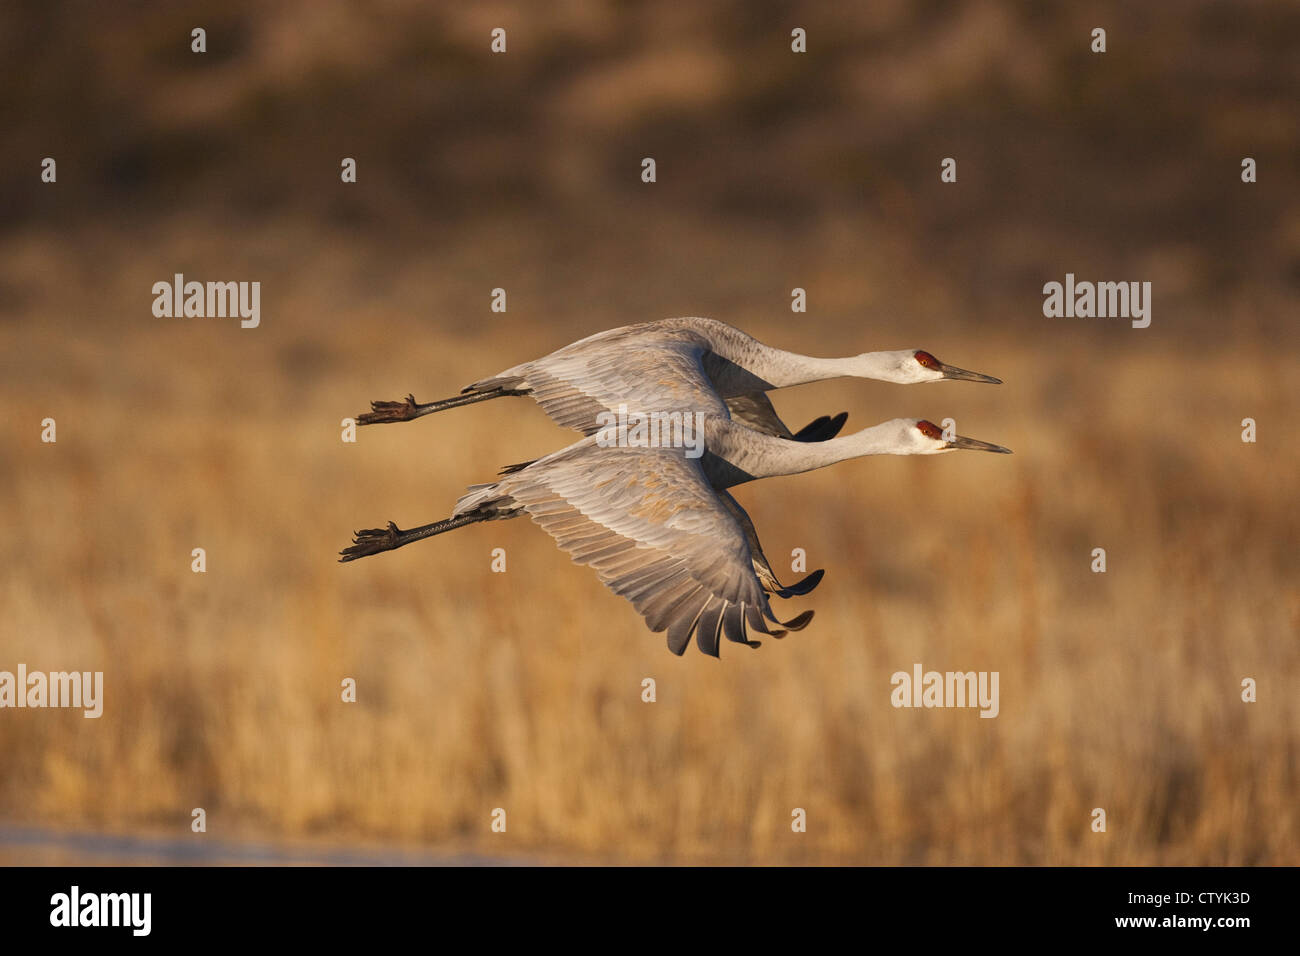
<box><xmin>914</xmin><ymin>350</ymin><xmax>940</xmax><ymax>369</ymax></box>
<box><xmin>917</xmin><ymin>420</ymin><xmax>943</xmax><ymax>439</ymax></box>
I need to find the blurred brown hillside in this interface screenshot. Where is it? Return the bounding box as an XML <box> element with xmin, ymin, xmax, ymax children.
<box><xmin>2</xmin><ymin>1</ymin><xmax>1298</xmax><ymax>344</ymax></box>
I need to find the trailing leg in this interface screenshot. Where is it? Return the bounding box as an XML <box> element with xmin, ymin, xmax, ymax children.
<box><xmin>339</xmin><ymin>512</ymin><xmax>489</xmax><ymax>561</ymax></box>
<box><xmin>356</xmin><ymin>386</ymin><xmax>520</xmax><ymax>426</ymax></box>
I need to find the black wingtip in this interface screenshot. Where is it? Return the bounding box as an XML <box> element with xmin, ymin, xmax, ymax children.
<box><xmin>792</xmin><ymin>415</ymin><xmax>830</xmax><ymax>441</ymax></box>
<box><xmin>764</xmin><ymin>608</ymin><xmax>815</xmax><ymax>631</ymax></box>
<box><xmin>793</xmin><ymin>412</ymin><xmax>849</xmax><ymax>443</ymax></box>
<box><xmin>768</xmin><ymin>568</ymin><xmax>825</xmax><ymax>598</ymax></box>
<box><xmin>783</xmin><ymin>610</ymin><xmax>815</xmax><ymax>631</ymax></box>
<box><xmin>785</xmin><ymin>568</ymin><xmax>825</xmax><ymax>596</ymax></box>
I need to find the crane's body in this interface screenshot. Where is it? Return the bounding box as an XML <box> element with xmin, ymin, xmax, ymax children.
<box><xmin>357</xmin><ymin>316</ymin><xmax>1000</xmax><ymax>441</ymax></box>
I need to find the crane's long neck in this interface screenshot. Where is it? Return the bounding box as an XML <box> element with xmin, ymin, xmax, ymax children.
<box><xmin>696</xmin><ymin>321</ymin><xmax>889</xmax><ymax>391</ymax></box>
<box><xmin>706</xmin><ymin>420</ymin><xmax>910</xmax><ymax>488</ymax></box>
<box><xmin>753</xmin><ymin>350</ymin><xmax>871</xmax><ymax>388</ymax></box>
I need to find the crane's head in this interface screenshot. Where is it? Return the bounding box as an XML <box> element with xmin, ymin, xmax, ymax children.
<box><xmin>859</xmin><ymin>349</ymin><xmax>1003</xmax><ymax>385</ymax></box>
<box><xmin>898</xmin><ymin>419</ymin><xmax>1013</xmax><ymax>455</ymax></box>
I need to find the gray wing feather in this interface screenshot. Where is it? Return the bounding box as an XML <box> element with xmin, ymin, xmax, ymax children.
<box><xmin>725</xmin><ymin>391</ymin><xmax>795</xmax><ymax>439</ymax></box>
<box><xmin>474</xmin><ymin>332</ymin><xmax>731</xmax><ymax>435</ymax></box>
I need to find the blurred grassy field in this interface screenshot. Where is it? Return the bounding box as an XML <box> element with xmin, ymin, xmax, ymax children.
<box><xmin>1</xmin><ymin>1</ymin><xmax>1298</xmax><ymax>863</ymax></box>
<box><xmin>1</xmin><ymin>237</ymin><xmax>1296</xmax><ymax>864</ymax></box>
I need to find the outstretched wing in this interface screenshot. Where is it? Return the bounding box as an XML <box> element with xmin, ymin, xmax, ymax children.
<box><xmin>460</xmin><ymin>436</ymin><xmax>813</xmax><ymax>656</ymax></box>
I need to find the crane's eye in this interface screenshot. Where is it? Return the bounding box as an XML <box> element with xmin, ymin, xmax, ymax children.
<box><xmin>914</xmin><ymin>351</ymin><xmax>939</xmax><ymax>369</ymax></box>
<box><xmin>916</xmin><ymin>420</ymin><xmax>943</xmax><ymax>439</ymax></box>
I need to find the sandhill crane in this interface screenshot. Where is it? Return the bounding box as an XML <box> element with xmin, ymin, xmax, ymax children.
<box><xmin>356</xmin><ymin>316</ymin><xmax>1000</xmax><ymax>443</ymax></box>
<box><xmin>341</xmin><ymin>340</ymin><xmax>1011</xmax><ymax>656</ymax></box>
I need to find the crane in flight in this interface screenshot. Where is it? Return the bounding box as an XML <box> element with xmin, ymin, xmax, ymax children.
<box><xmin>354</xmin><ymin>316</ymin><xmax>1000</xmax><ymax>444</ymax></box>
<box><xmin>341</xmin><ymin>337</ymin><xmax>1010</xmax><ymax>656</ymax></box>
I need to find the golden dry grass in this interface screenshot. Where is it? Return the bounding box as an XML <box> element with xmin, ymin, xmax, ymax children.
<box><xmin>1</xmin><ymin>219</ymin><xmax>1296</xmax><ymax>865</ymax></box>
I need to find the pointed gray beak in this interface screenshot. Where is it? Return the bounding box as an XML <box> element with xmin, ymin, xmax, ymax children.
<box><xmin>948</xmin><ymin>434</ymin><xmax>1013</xmax><ymax>454</ymax></box>
<box><xmin>939</xmin><ymin>362</ymin><xmax>1002</xmax><ymax>384</ymax></box>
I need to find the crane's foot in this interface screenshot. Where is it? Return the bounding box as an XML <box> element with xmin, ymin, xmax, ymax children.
<box><xmin>357</xmin><ymin>394</ymin><xmax>420</xmax><ymax>425</ymax></box>
<box><xmin>340</xmin><ymin>521</ymin><xmax>403</xmax><ymax>561</ymax></box>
